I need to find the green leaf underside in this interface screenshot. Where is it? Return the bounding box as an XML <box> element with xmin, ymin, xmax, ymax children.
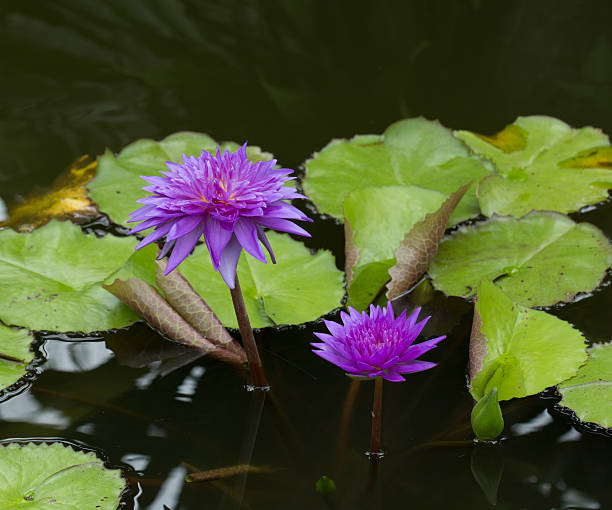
<box><xmin>386</xmin><ymin>182</ymin><xmax>471</xmax><ymax>300</ymax></box>
<box><xmin>0</xmin><ymin>443</ymin><xmax>125</xmax><ymax>509</ymax></box>
<box><xmin>0</xmin><ymin>325</ymin><xmax>34</xmax><ymax>392</ymax></box>
<box><xmin>470</xmin><ymin>281</ymin><xmax>587</xmax><ymax>401</ymax></box>
<box><xmin>344</xmin><ymin>185</ymin><xmax>447</xmax><ymax>310</ymax></box>
<box><xmin>455</xmin><ymin>116</ymin><xmax>612</xmax><ymax>217</ymax></box>
<box><xmin>89</xmin><ymin>132</ymin><xmax>274</xmax><ymax>228</ymax></box>
<box><xmin>0</xmin><ymin>220</ymin><xmax>140</xmax><ymax>332</ymax></box>
<box><xmin>558</xmin><ymin>342</ymin><xmax>612</xmax><ymax>429</ymax></box>
<box><xmin>174</xmin><ymin>232</ymin><xmax>344</xmax><ymax>328</ymax></box>
<box><xmin>429</xmin><ymin>211</ymin><xmax>612</xmax><ymax>307</ymax></box>
<box><xmin>302</xmin><ymin>118</ymin><xmax>492</xmax><ymax>223</ymax></box>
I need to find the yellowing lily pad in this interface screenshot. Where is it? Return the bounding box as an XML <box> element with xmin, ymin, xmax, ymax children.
<box><xmin>0</xmin><ymin>155</ymin><xmax>98</xmax><ymax>232</ymax></box>
<box><xmin>456</xmin><ymin>116</ymin><xmax>612</xmax><ymax>217</ymax></box>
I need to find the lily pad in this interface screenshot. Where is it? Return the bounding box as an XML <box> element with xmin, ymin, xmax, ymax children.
<box><xmin>455</xmin><ymin>116</ymin><xmax>612</xmax><ymax>217</ymax></box>
<box><xmin>178</xmin><ymin>232</ymin><xmax>345</xmax><ymax>328</ymax></box>
<box><xmin>0</xmin><ymin>155</ymin><xmax>98</xmax><ymax>233</ymax></box>
<box><xmin>302</xmin><ymin>118</ymin><xmax>492</xmax><ymax>223</ymax></box>
<box><xmin>0</xmin><ymin>325</ymin><xmax>34</xmax><ymax>394</ymax></box>
<box><xmin>470</xmin><ymin>281</ymin><xmax>587</xmax><ymax>401</ymax></box>
<box><xmin>0</xmin><ymin>442</ymin><xmax>125</xmax><ymax>509</ymax></box>
<box><xmin>429</xmin><ymin>211</ymin><xmax>612</xmax><ymax>307</ymax></box>
<box><xmin>89</xmin><ymin>132</ymin><xmax>274</xmax><ymax>228</ymax></box>
<box><xmin>0</xmin><ymin>220</ymin><xmax>140</xmax><ymax>332</ymax></box>
<box><xmin>386</xmin><ymin>182</ymin><xmax>471</xmax><ymax>300</ymax></box>
<box><xmin>344</xmin><ymin>185</ymin><xmax>447</xmax><ymax>310</ymax></box>
<box><xmin>557</xmin><ymin>342</ymin><xmax>612</xmax><ymax>429</ymax></box>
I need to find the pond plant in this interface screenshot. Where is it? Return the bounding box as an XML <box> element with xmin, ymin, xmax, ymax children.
<box><xmin>127</xmin><ymin>143</ymin><xmax>312</xmax><ymax>388</ymax></box>
<box><xmin>0</xmin><ymin>115</ymin><xmax>610</xmax><ymax>507</ymax></box>
<box><xmin>312</xmin><ymin>303</ymin><xmax>446</xmax><ymax>455</ymax></box>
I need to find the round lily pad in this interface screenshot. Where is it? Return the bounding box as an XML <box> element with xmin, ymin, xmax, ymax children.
<box><xmin>455</xmin><ymin>116</ymin><xmax>612</xmax><ymax>217</ymax></box>
<box><xmin>0</xmin><ymin>220</ymin><xmax>140</xmax><ymax>332</ymax></box>
<box><xmin>302</xmin><ymin>118</ymin><xmax>492</xmax><ymax>223</ymax></box>
<box><xmin>470</xmin><ymin>281</ymin><xmax>587</xmax><ymax>401</ymax></box>
<box><xmin>89</xmin><ymin>132</ymin><xmax>274</xmax><ymax>228</ymax></box>
<box><xmin>0</xmin><ymin>325</ymin><xmax>34</xmax><ymax>394</ymax></box>
<box><xmin>178</xmin><ymin>232</ymin><xmax>345</xmax><ymax>328</ymax></box>
<box><xmin>557</xmin><ymin>342</ymin><xmax>612</xmax><ymax>430</ymax></box>
<box><xmin>429</xmin><ymin>211</ymin><xmax>612</xmax><ymax>307</ymax></box>
<box><xmin>0</xmin><ymin>442</ymin><xmax>125</xmax><ymax>509</ymax></box>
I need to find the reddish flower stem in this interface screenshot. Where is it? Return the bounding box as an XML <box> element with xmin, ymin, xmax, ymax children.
<box><xmin>369</xmin><ymin>377</ymin><xmax>384</xmax><ymax>455</ymax></box>
<box><xmin>230</xmin><ymin>276</ymin><xmax>268</xmax><ymax>389</ymax></box>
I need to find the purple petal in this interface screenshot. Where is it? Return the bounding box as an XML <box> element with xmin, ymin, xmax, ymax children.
<box><xmin>382</xmin><ymin>371</ymin><xmax>406</xmax><ymax>382</ymax></box>
<box><xmin>256</xmin><ymin>224</ymin><xmax>276</xmax><ymax>264</ymax></box>
<box><xmin>264</xmin><ymin>202</ymin><xmax>310</xmax><ymax>221</ymax></box>
<box><xmin>313</xmin><ymin>350</ymin><xmax>357</xmax><ymax>372</ymax></box>
<box><xmin>158</xmin><ymin>239</ymin><xmax>175</xmax><ymax>259</ymax></box>
<box><xmin>395</xmin><ymin>360</ymin><xmax>437</xmax><ymax>374</ymax></box>
<box><xmin>166</xmin><ymin>215</ymin><xmax>204</xmax><ymax>242</ymax></box>
<box><xmin>164</xmin><ymin>223</ymin><xmax>205</xmax><ymax>274</ymax></box>
<box><xmin>323</xmin><ymin>320</ymin><xmax>346</xmax><ymax>339</ymax></box>
<box><xmin>399</xmin><ymin>336</ymin><xmax>446</xmax><ymax>362</ymax></box>
<box><xmin>135</xmin><ymin>222</ymin><xmax>173</xmax><ymax>250</ymax></box>
<box><xmin>255</xmin><ymin>217</ymin><xmax>311</xmax><ymax>237</ymax></box>
<box><xmin>234</xmin><ymin>218</ymin><xmax>267</xmax><ymax>263</ymax></box>
<box><xmin>218</xmin><ymin>236</ymin><xmax>243</xmax><ymax>289</ymax></box>
<box><xmin>204</xmin><ymin>216</ymin><xmax>232</xmax><ymax>269</ymax></box>
<box><xmin>128</xmin><ymin>216</ymin><xmax>169</xmax><ymax>234</ymax></box>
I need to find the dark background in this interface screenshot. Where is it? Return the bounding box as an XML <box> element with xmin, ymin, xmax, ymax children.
<box><xmin>2</xmin><ymin>1</ymin><xmax>612</xmax><ymax>199</ymax></box>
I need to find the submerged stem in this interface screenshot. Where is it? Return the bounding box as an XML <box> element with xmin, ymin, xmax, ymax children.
<box><xmin>229</xmin><ymin>277</ymin><xmax>268</xmax><ymax>389</ymax></box>
<box><xmin>369</xmin><ymin>377</ymin><xmax>384</xmax><ymax>456</ymax></box>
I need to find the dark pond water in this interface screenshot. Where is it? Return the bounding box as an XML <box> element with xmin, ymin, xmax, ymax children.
<box><xmin>1</xmin><ymin>2</ymin><xmax>612</xmax><ymax>508</ymax></box>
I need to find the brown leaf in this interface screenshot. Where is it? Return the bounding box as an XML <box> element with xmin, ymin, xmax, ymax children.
<box><xmin>468</xmin><ymin>298</ymin><xmax>488</xmax><ymax>384</ymax></box>
<box><xmin>0</xmin><ymin>155</ymin><xmax>98</xmax><ymax>232</ymax></box>
<box><xmin>344</xmin><ymin>216</ymin><xmax>359</xmax><ymax>287</ymax></box>
<box><xmin>386</xmin><ymin>182</ymin><xmax>472</xmax><ymax>300</ymax></box>
<box><xmin>155</xmin><ymin>260</ymin><xmax>244</xmax><ymax>359</ymax></box>
<box><xmin>185</xmin><ymin>464</ymin><xmax>281</xmax><ymax>483</ymax></box>
<box><xmin>103</xmin><ymin>278</ymin><xmax>245</xmax><ymax>366</ymax></box>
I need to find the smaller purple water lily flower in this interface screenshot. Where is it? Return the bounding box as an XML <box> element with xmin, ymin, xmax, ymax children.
<box><xmin>312</xmin><ymin>302</ymin><xmax>445</xmax><ymax>382</ymax></box>
<box><xmin>127</xmin><ymin>144</ymin><xmax>311</xmax><ymax>288</ymax></box>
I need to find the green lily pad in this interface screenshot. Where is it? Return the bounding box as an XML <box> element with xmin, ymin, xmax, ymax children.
<box><xmin>429</xmin><ymin>211</ymin><xmax>612</xmax><ymax>307</ymax></box>
<box><xmin>455</xmin><ymin>116</ymin><xmax>612</xmax><ymax>217</ymax></box>
<box><xmin>557</xmin><ymin>342</ymin><xmax>612</xmax><ymax>429</ymax></box>
<box><xmin>0</xmin><ymin>442</ymin><xmax>125</xmax><ymax>509</ymax></box>
<box><xmin>386</xmin><ymin>182</ymin><xmax>471</xmax><ymax>300</ymax></box>
<box><xmin>302</xmin><ymin>118</ymin><xmax>492</xmax><ymax>223</ymax></box>
<box><xmin>89</xmin><ymin>132</ymin><xmax>274</xmax><ymax>228</ymax></box>
<box><xmin>0</xmin><ymin>325</ymin><xmax>34</xmax><ymax>394</ymax></box>
<box><xmin>178</xmin><ymin>232</ymin><xmax>345</xmax><ymax>328</ymax></box>
<box><xmin>0</xmin><ymin>220</ymin><xmax>140</xmax><ymax>332</ymax></box>
<box><xmin>344</xmin><ymin>185</ymin><xmax>447</xmax><ymax>310</ymax></box>
<box><xmin>470</xmin><ymin>281</ymin><xmax>587</xmax><ymax>401</ymax></box>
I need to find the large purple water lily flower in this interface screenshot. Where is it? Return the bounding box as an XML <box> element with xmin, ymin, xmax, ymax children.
<box><xmin>312</xmin><ymin>303</ymin><xmax>445</xmax><ymax>382</ymax></box>
<box><xmin>128</xmin><ymin>144</ymin><xmax>311</xmax><ymax>288</ymax></box>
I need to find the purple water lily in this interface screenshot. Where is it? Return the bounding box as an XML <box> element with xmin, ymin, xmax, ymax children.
<box><xmin>312</xmin><ymin>302</ymin><xmax>446</xmax><ymax>382</ymax></box>
<box><xmin>128</xmin><ymin>144</ymin><xmax>311</xmax><ymax>288</ymax></box>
